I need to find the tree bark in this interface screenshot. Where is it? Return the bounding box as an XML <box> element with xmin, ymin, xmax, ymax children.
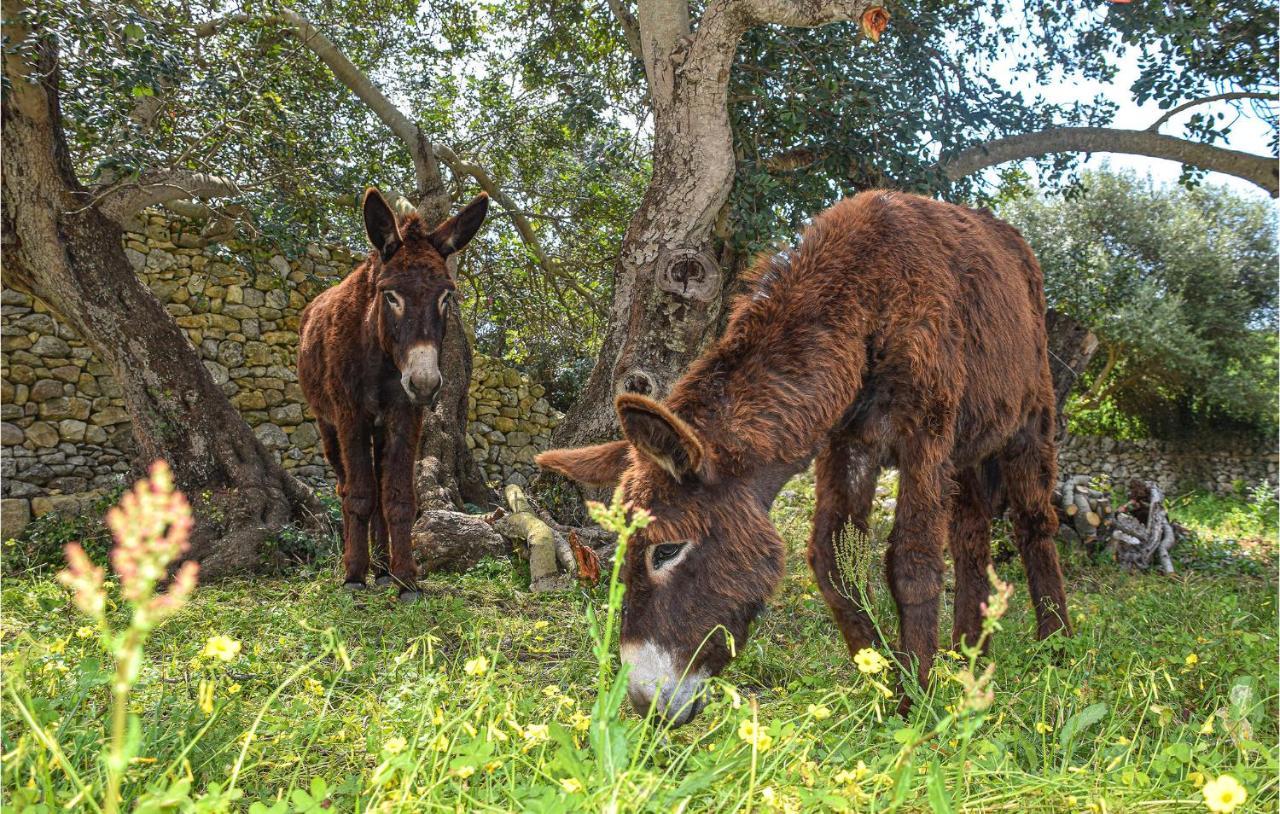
<box><xmin>939</xmin><ymin>127</ymin><xmax>1278</xmax><ymax>197</ymax></box>
<box><xmin>1</xmin><ymin>17</ymin><xmax>326</xmax><ymax>577</ymax></box>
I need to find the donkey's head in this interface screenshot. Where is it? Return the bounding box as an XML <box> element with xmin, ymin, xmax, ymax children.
<box><xmin>537</xmin><ymin>395</ymin><xmax>784</xmax><ymax>726</ymax></box>
<box><xmin>362</xmin><ymin>188</ymin><xmax>488</xmax><ymax>407</ymax></box>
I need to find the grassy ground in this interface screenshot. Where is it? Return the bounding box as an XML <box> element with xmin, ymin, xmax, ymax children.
<box><xmin>2</xmin><ymin>478</ymin><xmax>1276</xmax><ymax>812</ymax></box>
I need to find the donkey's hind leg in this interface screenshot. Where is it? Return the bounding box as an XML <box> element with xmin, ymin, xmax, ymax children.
<box><xmin>999</xmin><ymin>410</ymin><xmax>1071</xmax><ymax>640</ymax></box>
<box><xmin>371</xmin><ymin>426</ymin><xmax>392</xmax><ymax>587</ymax></box>
<box><xmin>949</xmin><ymin>463</ymin><xmax>996</xmax><ymax>651</ymax></box>
<box><xmin>318</xmin><ymin>419</ymin><xmax>346</xmax><ymax>495</ymax></box>
<box><xmin>807</xmin><ymin>433</ymin><xmax>883</xmax><ymax>658</ymax></box>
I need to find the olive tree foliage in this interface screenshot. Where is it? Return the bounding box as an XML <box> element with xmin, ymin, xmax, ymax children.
<box><xmin>1000</xmin><ymin>169</ymin><xmax>1278</xmax><ymax>440</ymax></box>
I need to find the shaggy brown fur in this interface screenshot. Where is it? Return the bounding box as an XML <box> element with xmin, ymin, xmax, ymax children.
<box><xmin>538</xmin><ymin>190</ymin><xmax>1070</xmax><ymax>723</ymax></box>
<box><xmin>299</xmin><ymin>189</ymin><xmax>488</xmax><ymax>600</ymax></box>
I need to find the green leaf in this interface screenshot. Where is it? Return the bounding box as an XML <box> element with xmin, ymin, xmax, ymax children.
<box><xmin>1059</xmin><ymin>703</ymin><xmax>1108</xmax><ymax>752</ymax></box>
<box><xmin>926</xmin><ymin>761</ymin><xmax>954</xmax><ymax>814</ymax></box>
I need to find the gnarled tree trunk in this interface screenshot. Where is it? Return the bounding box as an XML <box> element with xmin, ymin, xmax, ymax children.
<box><xmin>554</xmin><ymin>0</ymin><xmax>876</xmax><ymax>449</ymax></box>
<box><xmin>2</xmin><ymin>14</ymin><xmax>325</xmax><ymax>577</ymax></box>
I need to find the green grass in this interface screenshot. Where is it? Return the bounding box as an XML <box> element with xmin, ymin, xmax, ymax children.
<box><xmin>2</xmin><ymin>479</ymin><xmax>1277</xmax><ymax>812</ymax></box>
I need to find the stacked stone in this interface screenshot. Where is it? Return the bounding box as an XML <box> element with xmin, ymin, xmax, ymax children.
<box><xmin>1</xmin><ymin>209</ymin><xmax>568</xmax><ymax>535</ymax></box>
<box><xmin>1057</xmin><ymin>435</ymin><xmax>1279</xmax><ymax>497</ymax></box>
<box><xmin>466</xmin><ymin>354</ymin><xmax>561</xmax><ymax>488</ymax></box>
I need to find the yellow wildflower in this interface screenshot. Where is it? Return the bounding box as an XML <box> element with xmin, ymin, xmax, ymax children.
<box><xmin>569</xmin><ymin>710</ymin><xmax>591</xmax><ymax>732</ymax></box>
<box><xmin>854</xmin><ymin>648</ymin><xmax>889</xmax><ymax>674</ymax></box>
<box><xmin>807</xmin><ymin>704</ymin><xmax>831</xmax><ymax>721</ymax></box>
<box><xmin>533</xmin><ymin>620</ymin><xmax>550</xmax><ymax>630</ymax></box>
<box><xmin>1199</xmin><ymin>717</ymin><xmax>1214</xmax><ymax>736</ymax></box>
<box><xmin>829</xmin><ymin>757</ymin><xmax>870</xmax><ymax>783</ymax></box>
<box><xmin>463</xmin><ymin>655</ymin><xmax>489</xmax><ymax>676</ymax></box>
<box><xmin>1189</xmin><ymin>771</ymin><xmax>1207</xmax><ymax>788</ymax></box>
<box><xmin>304</xmin><ymin>678</ymin><xmax>325</xmax><ymax>696</ymax></box>
<box><xmin>1185</xmin><ymin>653</ymin><xmax>1199</xmax><ymax>667</ymax></box>
<box><xmin>227</xmin><ymin>683</ymin><xmax>242</xmax><ymax>695</ymax></box>
<box><xmin>431</xmin><ymin>734</ymin><xmax>449</xmax><ymax>752</ymax></box>
<box><xmin>484</xmin><ymin>760</ymin><xmax>503</xmax><ymax>772</ymax></box>
<box><xmin>560</xmin><ymin>778</ymin><xmax>583</xmax><ymax>794</ymax></box>
<box><xmin>201</xmin><ymin>635</ymin><xmax>241</xmax><ymax>662</ymax></box>
<box><xmin>1035</xmin><ymin>721</ymin><xmax>1052</xmax><ymax>734</ymax></box>
<box><xmin>522</xmin><ymin>723</ymin><xmax>549</xmax><ymax>750</ymax></box>
<box><xmin>75</xmin><ymin>625</ymin><xmax>95</xmax><ymax>639</ymax></box>
<box><xmin>737</xmin><ymin>718</ymin><xmax>774</xmax><ymax>752</ymax></box>
<box><xmin>383</xmin><ymin>736</ymin><xmax>407</xmax><ymax>755</ymax></box>
<box><xmin>453</xmin><ymin>765</ymin><xmax>475</xmax><ymax>780</ymax></box>
<box><xmin>1201</xmin><ymin>775</ymin><xmax>1246</xmax><ymax>813</ymax></box>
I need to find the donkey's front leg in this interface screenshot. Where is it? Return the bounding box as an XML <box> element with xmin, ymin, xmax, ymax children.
<box><xmin>885</xmin><ymin>437</ymin><xmax>951</xmax><ymax>712</ymax></box>
<box><xmin>338</xmin><ymin>420</ymin><xmax>376</xmax><ymax>589</ymax></box>
<box><xmin>381</xmin><ymin>407</ymin><xmax>424</xmax><ymax>602</ymax></box>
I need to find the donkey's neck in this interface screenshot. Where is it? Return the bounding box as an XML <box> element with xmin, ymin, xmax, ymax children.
<box><xmin>665</xmin><ymin>246</ymin><xmax>872</xmax><ymax>479</ymax></box>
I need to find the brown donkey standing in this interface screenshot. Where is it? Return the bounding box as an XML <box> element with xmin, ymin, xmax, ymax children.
<box><xmin>299</xmin><ymin>189</ymin><xmax>488</xmax><ymax>601</ymax></box>
<box><xmin>538</xmin><ymin>190</ymin><xmax>1071</xmax><ymax>724</ymax></box>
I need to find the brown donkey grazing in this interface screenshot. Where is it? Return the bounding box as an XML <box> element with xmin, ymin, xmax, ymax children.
<box><xmin>538</xmin><ymin>190</ymin><xmax>1071</xmax><ymax>725</ymax></box>
<box><xmin>299</xmin><ymin>189</ymin><xmax>488</xmax><ymax>601</ymax></box>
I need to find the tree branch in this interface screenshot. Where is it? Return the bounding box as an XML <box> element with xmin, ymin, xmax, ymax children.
<box><xmin>94</xmin><ymin>169</ymin><xmax>244</xmax><ymax>223</ymax></box>
<box><xmin>1147</xmin><ymin>91</ymin><xmax>1278</xmax><ymax>133</ymax></box>
<box><xmin>271</xmin><ymin>7</ymin><xmax>449</xmax><ymax>218</ymax></box>
<box><xmin>435</xmin><ymin>145</ymin><xmax>604</xmax><ymax>313</ymax></box>
<box><xmin>196</xmin><ymin>8</ymin><xmax>600</xmax><ymax>305</ymax></box>
<box><xmin>606</xmin><ymin>0</ymin><xmax>645</xmax><ymax>64</ymax></box>
<box><xmin>735</xmin><ymin>0</ymin><xmax>873</xmax><ymax>28</ymax></box>
<box><xmin>939</xmin><ymin>127</ymin><xmax>1278</xmax><ymax>197</ymax></box>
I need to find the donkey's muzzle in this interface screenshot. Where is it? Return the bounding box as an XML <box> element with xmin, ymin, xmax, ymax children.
<box><xmin>621</xmin><ymin>641</ymin><xmax>708</xmax><ymax>727</ymax></box>
<box><xmin>400</xmin><ymin>344</ymin><xmax>441</xmax><ymax>406</ymax></box>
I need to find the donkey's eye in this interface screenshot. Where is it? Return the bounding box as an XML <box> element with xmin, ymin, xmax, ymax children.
<box><xmin>383</xmin><ymin>291</ymin><xmax>404</xmax><ymax>314</ymax></box>
<box><xmin>651</xmin><ymin>543</ymin><xmax>685</xmax><ymax>570</ymax></box>
<box><xmin>437</xmin><ymin>289</ymin><xmax>452</xmax><ymax>314</ymax></box>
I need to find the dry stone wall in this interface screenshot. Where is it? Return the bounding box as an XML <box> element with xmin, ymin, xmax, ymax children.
<box><xmin>1057</xmin><ymin>434</ymin><xmax>1278</xmax><ymax>497</ymax></box>
<box><xmin>1</xmin><ymin>210</ymin><xmax>559</xmax><ymax>535</ymax></box>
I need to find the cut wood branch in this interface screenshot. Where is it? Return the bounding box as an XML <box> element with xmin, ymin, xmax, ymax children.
<box><xmin>939</xmin><ymin>126</ymin><xmax>1278</xmax><ymax>197</ymax></box>
<box><xmin>1147</xmin><ymin>91</ymin><xmax>1278</xmax><ymax>133</ymax></box>
<box><xmin>497</xmin><ymin>485</ymin><xmax>572</xmax><ymax>592</ymax></box>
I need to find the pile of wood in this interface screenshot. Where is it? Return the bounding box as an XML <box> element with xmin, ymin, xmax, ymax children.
<box><xmin>1053</xmin><ymin>474</ymin><xmax>1114</xmax><ymax>555</ymax></box>
<box><xmin>1053</xmin><ymin>474</ymin><xmax>1178</xmax><ymax>574</ymax></box>
<box><xmin>1111</xmin><ymin>479</ymin><xmax>1177</xmax><ymax>575</ymax></box>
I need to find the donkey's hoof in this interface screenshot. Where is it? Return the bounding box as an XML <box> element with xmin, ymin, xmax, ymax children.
<box><xmin>396</xmin><ymin>589</ymin><xmax>423</xmax><ymax>604</ymax></box>
<box><xmin>342</xmin><ymin>581</ymin><xmax>367</xmax><ymax>592</ymax></box>
<box><xmin>374</xmin><ymin>574</ymin><xmax>394</xmax><ymax>588</ymax></box>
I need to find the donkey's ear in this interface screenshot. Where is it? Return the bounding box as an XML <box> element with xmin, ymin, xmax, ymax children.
<box><xmin>535</xmin><ymin>440</ymin><xmax>631</xmax><ymax>488</ymax></box>
<box><xmin>363</xmin><ymin>187</ymin><xmax>402</xmax><ymax>261</ymax></box>
<box><xmin>616</xmin><ymin>394</ymin><xmax>704</xmax><ymax>481</ymax></box>
<box><xmin>430</xmin><ymin>194</ymin><xmax>489</xmax><ymax>260</ymax></box>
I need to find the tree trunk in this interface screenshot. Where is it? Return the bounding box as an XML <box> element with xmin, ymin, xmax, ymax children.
<box><xmin>1044</xmin><ymin>309</ymin><xmax>1099</xmax><ymax>441</ymax></box>
<box><xmin>416</xmin><ymin>308</ymin><xmax>495</xmax><ymax>511</ymax></box>
<box><xmin>2</xmin><ymin>15</ymin><xmax>325</xmax><ymax>577</ymax></box>
<box><xmin>552</xmin><ymin>5</ymin><xmax>742</xmax><ymax>448</ymax></box>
